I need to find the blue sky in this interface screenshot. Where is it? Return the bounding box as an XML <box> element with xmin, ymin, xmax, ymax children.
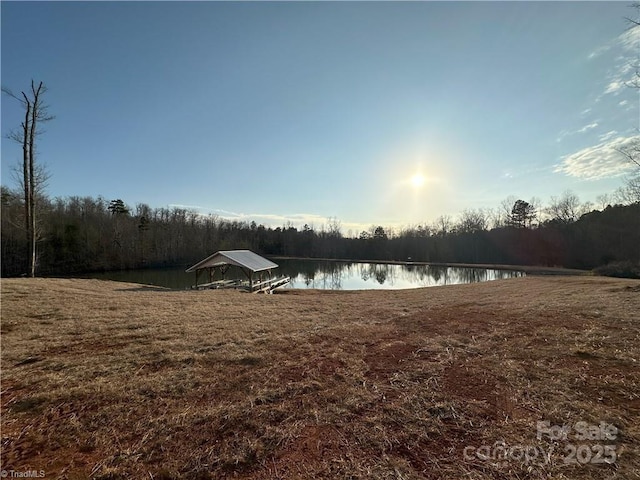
<box><xmin>2</xmin><ymin>1</ymin><xmax>638</xmax><ymax>234</ymax></box>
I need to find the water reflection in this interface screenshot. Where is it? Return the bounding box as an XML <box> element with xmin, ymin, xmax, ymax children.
<box><xmin>279</xmin><ymin>260</ymin><xmax>524</xmax><ymax>290</ymax></box>
<box><xmin>75</xmin><ymin>259</ymin><xmax>524</xmax><ymax>290</ymax></box>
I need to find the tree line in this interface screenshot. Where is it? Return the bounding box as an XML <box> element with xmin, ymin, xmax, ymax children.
<box><xmin>1</xmin><ymin>187</ymin><xmax>638</xmax><ymax>277</ymax></box>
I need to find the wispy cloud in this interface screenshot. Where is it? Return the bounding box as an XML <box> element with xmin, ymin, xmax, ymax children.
<box><xmin>587</xmin><ymin>25</ymin><xmax>638</xmax><ymax>61</ymax></box>
<box><xmin>599</xmin><ymin>26</ymin><xmax>640</xmax><ymax>97</ymax></box>
<box><xmin>605</xmin><ymin>80</ymin><xmax>625</xmax><ymax>94</ymax></box>
<box><xmin>209</xmin><ymin>209</ymin><xmax>368</xmax><ymax>234</ymax></box>
<box><xmin>556</xmin><ymin>130</ymin><xmax>569</xmax><ymax>143</ymax></box>
<box><xmin>577</xmin><ymin>122</ymin><xmax>599</xmax><ymax>133</ymax></box>
<box><xmin>502</xmin><ymin>164</ymin><xmax>554</xmax><ymax>180</ymax></box>
<box><xmin>168</xmin><ymin>203</ymin><xmax>205</xmax><ymax>210</ymax></box>
<box><xmin>619</xmin><ymin>24</ymin><xmax>640</xmax><ymax>51</ymax></box>
<box><xmin>588</xmin><ymin>44</ymin><xmax>611</xmax><ymax>60</ymax></box>
<box><xmin>212</xmin><ymin>209</ymin><xmax>324</xmax><ymax>225</ymax></box>
<box><xmin>599</xmin><ymin>130</ymin><xmax>618</xmax><ymax>142</ymax></box>
<box><xmin>557</xmin><ymin>122</ymin><xmax>600</xmax><ymax>142</ymax></box>
<box><xmin>555</xmin><ymin>135</ymin><xmax>640</xmax><ymax>180</ymax></box>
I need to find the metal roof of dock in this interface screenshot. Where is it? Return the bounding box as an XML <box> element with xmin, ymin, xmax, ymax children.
<box><xmin>185</xmin><ymin>250</ymin><xmax>278</xmax><ymax>273</ymax></box>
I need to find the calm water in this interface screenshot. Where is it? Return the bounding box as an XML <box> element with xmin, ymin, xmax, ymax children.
<box><xmin>75</xmin><ymin>259</ymin><xmax>524</xmax><ymax>290</ymax></box>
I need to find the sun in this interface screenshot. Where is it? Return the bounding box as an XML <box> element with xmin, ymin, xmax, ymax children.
<box><xmin>411</xmin><ymin>173</ymin><xmax>425</xmax><ymax>188</ymax></box>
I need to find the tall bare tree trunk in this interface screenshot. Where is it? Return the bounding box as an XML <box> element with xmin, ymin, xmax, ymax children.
<box><xmin>21</xmin><ymin>96</ymin><xmax>32</xmax><ymax>273</ymax></box>
<box><xmin>3</xmin><ymin>80</ymin><xmax>52</xmax><ymax>277</ymax></box>
<box><xmin>28</xmin><ymin>82</ymin><xmax>43</xmax><ymax>277</ymax></box>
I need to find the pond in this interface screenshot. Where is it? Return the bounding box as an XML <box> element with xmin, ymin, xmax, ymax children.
<box><xmin>75</xmin><ymin>258</ymin><xmax>524</xmax><ymax>290</ymax></box>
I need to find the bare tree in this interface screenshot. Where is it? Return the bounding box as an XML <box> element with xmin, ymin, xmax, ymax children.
<box><xmin>615</xmin><ymin>173</ymin><xmax>640</xmax><ymax>204</ymax></box>
<box><xmin>596</xmin><ymin>193</ymin><xmax>614</xmax><ymax>210</ymax></box>
<box><xmin>624</xmin><ymin>2</ymin><xmax>640</xmax><ymax>88</ymax></box>
<box><xmin>616</xmin><ymin>4</ymin><xmax>640</xmax><ymax>167</ymax></box>
<box><xmin>625</xmin><ymin>2</ymin><xmax>640</xmax><ymax>28</ymax></box>
<box><xmin>529</xmin><ymin>196</ymin><xmax>543</xmax><ymax>227</ymax></box>
<box><xmin>433</xmin><ymin>215</ymin><xmax>453</xmax><ymax>237</ymax></box>
<box><xmin>2</xmin><ymin>80</ymin><xmax>54</xmax><ymax>276</ymax></box>
<box><xmin>456</xmin><ymin>209</ymin><xmax>488</xmax><ymax>234</ymax></box>
<box><xmin>615</xmin><ymin>5</ymin><xmax>640</xmax><ymax>206</ymax></box>
<box><xmin>499</xmin><ymin>195</ymin><xmax>517</xmax><ymax>227</ymax></box>
<box><xmin>325</xmin><ymin>217</ymin><xmax>342</xmax><ymax>238</ymax></box>
<box><xmin>616</xmin><ymin>139</ymin><xmax>640</xmax><ymax>169</ymax></box>
<box><xmin>546</xmin><ymin>190</ymin><xmax>589</xmax><ymax>224</ymax></box>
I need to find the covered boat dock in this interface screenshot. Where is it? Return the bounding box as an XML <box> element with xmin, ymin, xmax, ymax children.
<box><xmin>185</xmin><ymin>250</ymin><xmax>289</xmax><ymax>293</ymax></box>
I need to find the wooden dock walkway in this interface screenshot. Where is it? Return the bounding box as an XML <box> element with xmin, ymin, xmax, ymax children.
<box><xmin>192</xmin><ymin>276</ymin><xmax>290</xmax><ymax>293</ymax></box>
<box><xmin>193</xmin><ymin>279</ymin><xmax>240</xmax><ymax>290</ymax></box>
<box><xmin>252</xmin><ymin>276</ymin><xmax>291</xmax><ymax>293</ymax></box>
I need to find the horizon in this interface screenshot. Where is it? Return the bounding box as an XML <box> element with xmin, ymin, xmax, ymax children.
<box><xmin>2</xmin><ymin>1</ymin><xmax>639</xmax><ymax>234</ymax></box>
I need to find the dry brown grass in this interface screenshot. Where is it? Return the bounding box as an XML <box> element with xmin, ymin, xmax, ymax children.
<box><xmin>1</xmin><ymin>276</ymin><xmax>639</xmax><ymax>479</ymax></box>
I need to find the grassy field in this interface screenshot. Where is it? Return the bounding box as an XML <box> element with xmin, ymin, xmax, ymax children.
<box><xmin>1</xmin><ymin>276</ymin><xmax>639</xmax><ymax>479</ymax></box>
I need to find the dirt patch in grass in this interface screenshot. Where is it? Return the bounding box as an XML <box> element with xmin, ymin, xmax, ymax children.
<box><xmin>1</xmin><ymin>276</ymin><xmax>639</xmax><ymax>479</ymax></box>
